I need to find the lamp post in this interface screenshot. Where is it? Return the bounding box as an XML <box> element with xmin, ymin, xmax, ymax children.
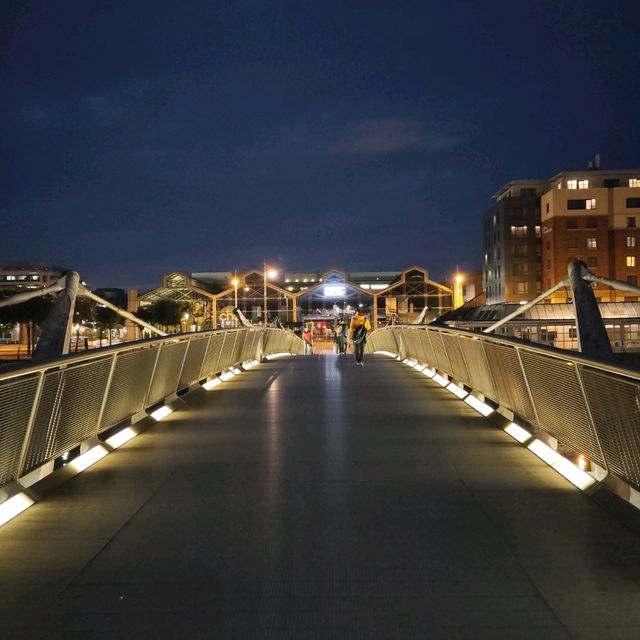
<box><xmin>231</xmin><ymin>275</ymin><xmax>239</xmax><ymax>308</ymax></box>
<box><xmin>263</xmin><ymin>262</ymin><xmax>278</xmax><ymax>326</ymax></box>
<box><xmin>454</xmin><ymin>273</ymin><xmax>464</xmax><ymax>309</ymax></box>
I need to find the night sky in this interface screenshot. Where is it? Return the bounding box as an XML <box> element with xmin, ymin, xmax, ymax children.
<box><xmin>2</xmin><ymin>1</ymin><xmax>640</xmax><ymax>289</ymax></box>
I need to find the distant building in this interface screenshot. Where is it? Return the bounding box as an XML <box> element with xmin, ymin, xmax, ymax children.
<box><xmin>0</xmin><ymin>266</ymin><xmax>64</xmax><ymax>293</ymax></box>
<box><xmin>484</xmin><ymin>164</ymin><xmax>640</xmax><ymax>304</ymax></box>
<box><xmin>541</xmin><ymin>168</ymin><xmax>640</xmax><ymax>302</ymax></box>
<box><xmin>483</xmin><ymin>180</ymin><xmax>547</xmax><ymax>304</ymax></box>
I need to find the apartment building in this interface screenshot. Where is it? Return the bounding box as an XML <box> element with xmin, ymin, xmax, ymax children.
<box><xmin>541</xmin><ymin>169</ymin><xmax>640</xmax><ymax>302</ymax></box>
<box><xmin>483</xmin><ymin>180</ymin><xmax>547</xmax><ymax>304</ymax></box>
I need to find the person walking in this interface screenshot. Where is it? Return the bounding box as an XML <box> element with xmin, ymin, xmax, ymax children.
<box><xmin>302</xmin><ymin>325</ymin><xmax>313</xmax><ymax>355</ymax></box>
<box><xmin>334</xmin><ymin>322</ymin><xmax>348</xmax><ymax>354</ymax></box>
<box><xmin>349</xmin><ymin>309</ymin><xmax>371</xmax><ymax>366</ymax></box>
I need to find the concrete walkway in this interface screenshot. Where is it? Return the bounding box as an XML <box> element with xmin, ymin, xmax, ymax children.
<box><xmin>2</xmin><ymin>354</ymin><xmax>640</xmax><ymax>638</ymax></box>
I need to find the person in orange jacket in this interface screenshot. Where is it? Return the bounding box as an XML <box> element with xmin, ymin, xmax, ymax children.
<box><xmin>349</xmin><ymin>309</ymin><xmax>371</xmax><ymax>366</ymax></box>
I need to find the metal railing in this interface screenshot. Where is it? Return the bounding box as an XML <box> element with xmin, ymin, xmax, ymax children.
<box><xmin>0</xmin><ymin>328</ymin><xmax>303</xmax><ymax>491</ymax></box>
<box><xmin>368</xmin><ymin>325</ymin><xmax>640</xmax><ymax>493</ymax></box>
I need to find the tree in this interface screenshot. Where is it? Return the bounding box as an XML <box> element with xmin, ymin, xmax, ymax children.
<box><xmin>136</xmin><ymin>299</ymin><xmax>186</xmax><ymax>332</ymax></box>
<box><xmin>0</xmin><ymin>295</ymin><xmax>54</xmax><ymax>355</ymax></box>
<box><xmin>95</xmin><ymin>305</ymin><xmax>122</xmax><ymax>346</ymax></box>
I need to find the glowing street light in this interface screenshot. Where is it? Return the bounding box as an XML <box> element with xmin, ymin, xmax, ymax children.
<box><xmin>263</xmin><ymin>262</ymin><xmax>278</xmax><ymax>325</ymax></box>
<box><xmin>454</xmin><ymin>272</ymin><xmax>464</xmax><ymax>309</ymax></box>
<box><xmin>230</xmin><ymin>274</ymin><xmax>239</xmax><ymax>308</ymax></box>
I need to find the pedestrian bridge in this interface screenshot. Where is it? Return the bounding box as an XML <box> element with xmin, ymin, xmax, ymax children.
<box><xmin>2</xmin><ymin>326</ymin><xmax>640</xmax><ymax>638</ymax></box>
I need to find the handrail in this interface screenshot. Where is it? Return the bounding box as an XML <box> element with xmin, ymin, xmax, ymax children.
<box><xmin>0</xmin><ymin>327</ymin><xmax>304</xmax><ymax>492</ymax></box>
<box><xmin>368</xmin><ymin>324</ymin><xmax>640</xmax><ymax>495</ymax></box>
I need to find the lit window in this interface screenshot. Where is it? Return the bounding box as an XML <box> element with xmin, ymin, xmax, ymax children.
<box><xmin>586</xmin><ymin>237</ymin><xmax>597</xmax><ymax>248</ymax></box>
<box><xmin>516</xmin><ymin>282</ymin><xmax>529</xmax><ymax>294</ymax></box>
<box><xmin>578</xmin><ymin>179</ymin><xmax>589</xmax><ymax>189</ymax></box>
<box><xmin>567</xmin><ymin>179</ymin><xmax>577</xmax><ymax>189</ymax></box>
<box><xmin>627</xmin><ymin>256</ymin><xmax>636</xmax><ymax>267</ymax></box>
<box><xmin>511</xmin><ymin>225</ymin><xmax>527</xmax><ymax>238</ymax></box>
<box><xmin>630</xmin><ymin>179</ymin><xmax>640</xmax><ymax>187</ymax></box>
<box><xmin>586</xmin><ymin>198</ymin><xmax>596</xmax><ymax>209</ymax></box>
<box><xmin>557</xmin><ymin>181</ymin><xmax>561</xmax><ymax>189</ymax></box>
<box><xmin>627</xmin><ymin>236</ymin><xmax>636</xmax><ymax>248</ymax></box>
<box><xmin>535</xmin><ymin>225</ymin><xmax>541</xmax><ymax>237</ymax></box>
<box><xmin>6</xmin><ymin>275</ymin><xmax>16</xmax><ymax>280</ymax></box>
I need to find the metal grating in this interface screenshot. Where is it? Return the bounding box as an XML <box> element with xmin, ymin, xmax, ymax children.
<box><xmin>147</xmin><ymin>341</ymin><xmax>189</xmax><ymax>406</ymax></box>
<box><xmin>416</xmin><ymin>330</ymin><xmax>435</xmax><ymax>365</ymax></box>
<box><xmin>402</xmin><ymin>329</ymin><xmax>423</xmax><ymax>362</ymax></box>
<box><xmin>231</xmin><ymin>331</ymin><xmax>247</xmax><ymax>366</ymax></box>
<box><xmin>483</xmin><ymin>342</ymin><xmax>538</xmax><ymax>427</ymax></box>
<box><xmin>440</xmin><ymin>333</ymin><xmax>469</xmax><ymax>384</ymax></box>
<box><xmin>178</xmin><ymin>336</ymin><xmax>210</xmax><ymax>390</ymax></box>
<box><xmin>519</xmin><ymin>350</ymin><xmax>605</xmax><ymax>467</ymax></box>
<box><xmin>23</xmin><ymin>358</ymin><xmax>112</xmax><ymax>475</ymax></box>
<box><xmin>200</xmin><ymin>333</ymin><xmax>225</xmax><ymax>378</ymax></box>
<box><xmin>0</xmin><ymin>375</ymin><xmax>40</xmax><ymax>485</ymax></box>
<box><xmin>217</xmin><ymin>332</ymin><xmax>238</xmax><ymax>372</ymax></box>
<box><xmin>100</xmin><ymin>348</ymin><xmax>158</xmax><ymax>431</ymax></box>
<box><xmin>580</xmin><ymin>367</ymin><xmax>640</xmax><ymax>488</ymax></box>
<box><xmin>240</xmin><ymin>330</ymin><xmax>258</xmax><ymax>362</ymax></box>
<box><xmin>428</xmin><ymin>331</ymin><xmax>451</xmax><ymax>373</ymax></box>
<box><xmin>458</xmin><ymin>336</ymin><xmax>496</xmax><ymax>399</ymax></box>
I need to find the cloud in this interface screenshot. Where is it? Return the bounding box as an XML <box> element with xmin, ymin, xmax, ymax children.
<box><xmin>331</xmin><ymin>117</ymin><xmax>465</xmax><ymax>155</ymax></box>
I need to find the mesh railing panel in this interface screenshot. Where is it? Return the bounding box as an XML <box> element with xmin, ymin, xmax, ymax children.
<box><xmin>402</xmin><ymin>329</ymin><xmax>423</xmax><ymax>363</ymax></box>
<box><xmin>147</xmin><ymin>341</ymin><xmax>189</xmax><ymax>406</ymax></box>
<box><xmin>519</xmin><ymin>351</ymin><xmax>604</xmax><ymax>467</ymax></box>
<box><xmin>483</xmin><ymin>342</ymin><xmax>538</xmax><ymax>427</ymax></box>
<box><xmin>178</xmin><ymin>336</ymin><xmax>210</xmax><ymax>390</ymax></box>
<box><xmin>440</xmin><ymin>333</ymin><xmax>469</xmax><ymax>384</ymax></box>
<box><xmin>231</xmin><ymin>331</ymin><xmax>247</xmax><ymax>366</ymax></box>
<box><xmin>240</xmin><ymin>330</ymin><xmax>258</xmax><ymax>362</ymax></box>
<box><xmin>580</xmin><ymin>367</ymin><xmax>640</xmax><ymax>488</ymax></box>
<box><xmin>429</xmin><ymin>331</ymin><xmax>452</xmax><ymax>373</ymax></box>
<box><xmin>217</xmin><ymin>332</ymin><xmax>238</xmax><ymax>372</ymax></box>
<box><xmin>458</xmin><ymin>336</ymin><xmax>496</xmax><ymax>400</ymax></box>
<box><xmin>200</xmin><ymin>333</ymin><xmax>225</xmax><ymax>377</ymax></box>
<box><xmin>370</xmin><ymin>328</ymin><xmax>398</xmax><ymax>354</ymax></box>
<box><xmin>100</xmin><ymin>348</ymin><xmax>158</xmax><ymax>431</ymax></box>
<box><xmin>416</xmin><ymin>330</ymin><xmax>435</xmax><ymax>365</ymax></box>
<box><xmin>23</xmin><ymin>358</ymin><xmax>112</xmax><ymax>475</ymax></box>
<box><xmin>0</xmin><ymin>375</ymin><xmax>40</xmax><ymax>485</ymax></box>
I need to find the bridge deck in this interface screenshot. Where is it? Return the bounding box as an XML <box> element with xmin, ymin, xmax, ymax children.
<box><xmin>2</xmin><ymin>355</ymin><xmax>640</xmax><ymax>638</ymax></box>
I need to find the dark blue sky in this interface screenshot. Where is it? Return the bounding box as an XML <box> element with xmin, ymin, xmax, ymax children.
<box><xmin>2</xmin><ymin>0</ymin><xmax>640</xmax><ymax>288</ymax></box>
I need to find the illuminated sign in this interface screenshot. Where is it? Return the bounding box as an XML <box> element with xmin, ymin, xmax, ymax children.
<box><xmin>324</xmin><ymin>285</ymin><xmax>346</xmax><ymax>297</ymax></box>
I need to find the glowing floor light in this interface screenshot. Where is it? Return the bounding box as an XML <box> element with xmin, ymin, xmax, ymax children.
<box><xmin>68</xmin><ymin>444</ymin><xmax>109</xmax><ymax>472</ymax></box>
<box><xmin>150</xmin><ymin>405</ymin><xmax>173</xmax><ymax>421</ymax></box>
<box><xmin>106</xmin><ymin>427</ymin><xmax>137</xmax><ymax>449</ymax></box>
<box><xmin>422</xmin><ymin>367</ymin><xmax>436</xmax><ymax>378</ymax></box>
<box><xmin>527</xmin><ymin>439</ymin><xmax>595</xmax><ymax>490</ymax></box>
<box><xmin>433</xmin><ymin>373</ymin><xmax>449</xmax><ymax>387</ymax></box>
<box><xmin>446</xmin><ymin>382</ymin><xmax>468</xmax><ymax>399</ymax></box>
<box><xmin>374</xmin><ymin>351</ymin><xmax>397</xmax><ymax>358</ymax></box>
<box><xmin>504</xmin><ymin>422</ymin><xmax>531</xmax><ymax>444</ymax></box>
<box><xmin>231</xmin><ymin>367</ymin><xmax>242</xmax><ymax>375</ymax></box>
<box><xmin>219</xmin><ymin>370</ymin><xmax>235</xmax><ymax>382</ymax></box>
<box><xmin>202</xmin><ymin>377</ymin><xmax>222</xmax><ymax>390</ymax></box>
<box><xmin>0</xmin><ymin>493</ymin><xmax>34</xmax><ymax>528</ymax></box>
<box><xmin>464</xmin><ymin>394</ymin><xmax>494</xmax><ymax>416</ymax></box>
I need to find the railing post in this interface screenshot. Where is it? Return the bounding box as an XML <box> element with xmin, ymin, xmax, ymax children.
<box><xmin>95</xmin><ymin>352</ymin><xmax>119</xmax><ymax>434</ymax></box>
<box><xmin>143</xmin><ymin>343</ymin><xmax>163</xmax><ymax>409</ymax></box>
<box><xmin>17</xmin><ymin>370</ymin><xmax>46</xmax><ymax>478</ymax></box>
<box><xmin>574</xmin><ymin>363</ymin><xmax>607</xmax><ymax>471</ymax></box>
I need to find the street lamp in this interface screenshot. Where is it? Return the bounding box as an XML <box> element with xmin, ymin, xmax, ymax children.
<box><xmin>263</xmin><ymin>262</ymin><xmax>278</xmax><ymax>326</ymax></box>
<box><xmin>454</xmin><ymin>273</ymin><xmax>464</xmax><ymax>309</ymax></box>
<box><xmin>230</xmin><ymin>275</ymin><xmax>239</xmax><ymax>308</ymax></box>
